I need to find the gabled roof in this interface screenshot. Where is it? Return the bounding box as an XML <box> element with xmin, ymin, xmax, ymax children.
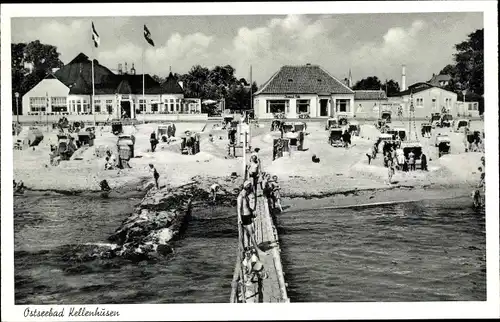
<box><xmin>68</xmin><ymin>73</ymin><xmax>91</xmax><ymax>95</ymax></box>
<box><xmin>428</xmin><ymin>74</ymin><xmax>451</xmax><ymax>86</ymax></box>
<box><xmin>161</xmin><ymin>72</ymin><xmax>184</xmax><ymax>94</ymax></box>
<box><xmin>116</xmin><ymin>79</ymin><xmax>132</xmax><ymax>94</ymax></box>
<box><xmin>55</xmin><ymin>53</ymin><xmax>116</xmax><ymax>88</ymax></box>
<box><xmin>354</xmin><ymin>90</ymin><xmax>387</xmax><ymax>100</ymax></box>
<box><xmin>393</xmin><ymin>82</ymin><xmax>457</xmax><ymax>97</ymax></box>
<box><xmin>254</xmin><ymin>64</ymin><xmax>354</xmax><ymax>95</ymax></box>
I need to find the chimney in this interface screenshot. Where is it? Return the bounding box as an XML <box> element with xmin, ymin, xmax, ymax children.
<box><xmin>118</xmin><ymin>63</ymin><xmax>123</xmax><ymax>75</ymax></box>
<box><xmin>130</xmin><ymin>63</ymin><xmax>136</xmax><ymax>75</ymax></box>
<box><xmin>401</xmin><ymin>64</ymin><xmax>407</xmax><ymax>91</ymax></box>
<box><xmin>124</xmin><ymin>62</ymin><xmax>128</xmax><ymax>74</ymax></box>
<box><xmin>178</xmin><ymin>81</ymin><xmax>184</xmax><ymax>89</ymax></box>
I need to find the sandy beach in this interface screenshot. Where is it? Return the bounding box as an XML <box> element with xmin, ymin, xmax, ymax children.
<box><xmin>13</xmin><ymin>119</ymin><xmax>484</xmax><ymax>207</ymax></box>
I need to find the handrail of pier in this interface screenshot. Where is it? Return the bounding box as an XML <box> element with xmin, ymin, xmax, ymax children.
<box><xmin>230</xmin><ymin>174</ymin><xmax>289</xmax><ymax>303</ymax></box>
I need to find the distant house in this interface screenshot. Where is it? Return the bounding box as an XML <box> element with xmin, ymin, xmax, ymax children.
<box><xmin>428</xmin><ymin>74</ymin><xmax>452</xmax><ymax>88</ymax></box>
<box><xmin>388</xmin><ymin>82</ymin><xmax>458</xmax><ymax>119</ymax></box>
<box><xmin>253</xmin><ymin>64</ymin><xmax>354</xmax><ymax>119</ymax></box>
<box><xmin>21</xmin><ymin>53</ymin><xmax>200</xmax><ymax>118</ymax></box>
<box><xmin>353</xmin><ymin>90</ymin><xmax>397</xmax><ymax>119</ymax></box>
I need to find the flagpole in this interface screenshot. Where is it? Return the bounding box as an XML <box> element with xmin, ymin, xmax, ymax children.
<box><xmin>91</xmin><ymin>26</ymin><xmax>96</xmax><ymax>127</ymax></box>
<box><xmin>142</xmin><ymin>44</ymin><xmax>145</xmax><ymax>124</ymax></box>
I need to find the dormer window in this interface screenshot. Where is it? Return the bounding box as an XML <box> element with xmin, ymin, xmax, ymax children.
<box><xmin>288</xmin><ymin>79</ymin><xmax>293</xmax><ymax>82</ymax></box>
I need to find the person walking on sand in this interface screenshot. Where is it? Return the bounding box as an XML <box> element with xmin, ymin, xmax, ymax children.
<box><xmin>387</xmin><ymin>160</ymin><xmax>395</xmax><ymax>184</ymax></box>
<box><xmin>366</xmin><ymin>146</ymin><xmax>373</xmax><ymax>165</ymax></box>
<box><xmin>150</xmin><ymin>132</ymin><xmax>158</xmax><ymax>152</ymax></box>
<box><xmin>210</xmin><ymin>183</ymin><xmax>220</xmax><ymax>203</ymax></box>
<box><xmin>149</xmin><ymin>164</ymin><xmax>160</xmax><ymax>189</ymax></box>
<box><xmin>237</xmin><ymin>180</ymin><xmax>269</xmax><ymax>257</ymax></box>
<box><xmin>408</xmin><ymin>150</ymin><xmax>416</xmax><ymax>171</ymax></box>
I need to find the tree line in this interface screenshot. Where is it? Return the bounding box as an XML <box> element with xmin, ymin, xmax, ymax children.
<box><xmin>11</xmin><ymin>40</ymin><xmax>257</xmax><ymax>116</ymax></box>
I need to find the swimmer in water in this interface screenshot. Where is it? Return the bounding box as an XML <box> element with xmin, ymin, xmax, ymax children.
<box><xmin>237</xmin><ymin>180</ymin><xmax>269</xmax><ymax>257</ymax></box>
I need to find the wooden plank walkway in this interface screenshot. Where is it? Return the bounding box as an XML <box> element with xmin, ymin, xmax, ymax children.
<box><xmin>230</xmin><ymin>194</ymin><xmax>289</xmax><ymax>303</ymax></box>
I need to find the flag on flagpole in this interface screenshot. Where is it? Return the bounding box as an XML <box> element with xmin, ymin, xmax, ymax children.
<box><xmin>92</xmin><ymin>22</ymin><xmax>100</xmax><ymax>48</ymax></box>
<box><xmin>144</xmin><ymin>25</ymin><xmax>155</xmax><ymax>46</ymax></box>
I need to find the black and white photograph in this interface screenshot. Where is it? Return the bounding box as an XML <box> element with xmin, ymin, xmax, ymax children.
<box><xmin>1</xmin><ymin>1</ymin><xmax>498</xmax><ymax>320</ymax></box>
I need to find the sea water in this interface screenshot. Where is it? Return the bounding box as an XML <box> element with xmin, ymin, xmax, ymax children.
<box><xmin>14</xmin><ymin>194</ymin><xmax>485</xmax><ymax>303</ymax></box>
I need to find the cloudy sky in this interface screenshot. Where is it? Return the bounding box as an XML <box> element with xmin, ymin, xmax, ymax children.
<box><xmin>11</xmin><ymin>12</ymin><xmax>482</xmax><ymax>86</ymax></box>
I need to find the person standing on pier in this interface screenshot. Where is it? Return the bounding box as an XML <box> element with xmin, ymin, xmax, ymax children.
<box><xmin>247</xmin><ymin>155</ymin><xmax>261</xmax><ymax>195</ymax></box>
<box><xmin>237</xmin><ymin>180</ymin><xmax>268</xmax><ymax>257</ymax></box>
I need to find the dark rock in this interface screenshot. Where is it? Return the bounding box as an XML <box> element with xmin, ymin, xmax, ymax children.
<box><xmin>157</xmin><ymin>244</ymin><xmax>173</xmax><ymax>256</ymax></box>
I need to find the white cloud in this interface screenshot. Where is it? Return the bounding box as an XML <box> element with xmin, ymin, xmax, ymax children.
<box><xmin>145</xmin><ymin>32</ymin><xmax>214</xmax><ymax>74</ymax></box>
<box><xmin>21</xmin><ymin>19</ymin><xmax>87</xmax><ymax>63</ymax></box>
<box><xmin>224</xmin><ymin>14</ymin><xmax>341</xmax><ymax>84</ymax></box>
<box><xmin>351</xmin><ymin>20</ymin><xmax>428</xmax><ymax>83</ymax></box>
<box><xmin>96</xmin><ymin>32</ymin><xmax>214</xmax><ymax>75</ymax></box>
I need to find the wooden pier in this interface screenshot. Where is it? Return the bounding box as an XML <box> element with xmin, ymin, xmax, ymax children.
<box><xmin>230</xmin><ymin>194</ymin><xmax>289</xmax><ymax>303</ymax></box>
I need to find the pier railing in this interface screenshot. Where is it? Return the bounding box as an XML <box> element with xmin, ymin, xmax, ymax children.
<box><xmin>230</xmin><ymin>178</ymin><xmax>289</xmax><ymax>303</ymax></box>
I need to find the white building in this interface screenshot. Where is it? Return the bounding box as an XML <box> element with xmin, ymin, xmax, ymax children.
<box><xmin>253</xmin><ymin>64</ymin><xmax>355</xmax><ymax>119</ymax></box>
<box><xmin>21</xmin><ymin>53</ymin><xmax>201</xmax><ymax>119</ymax></box>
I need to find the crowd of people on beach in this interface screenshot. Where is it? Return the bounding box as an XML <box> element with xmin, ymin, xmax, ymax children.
<box><xmin>366</xmin><ymin>140</ymin><xmax>428</xmax><ymax>185</ymax></box>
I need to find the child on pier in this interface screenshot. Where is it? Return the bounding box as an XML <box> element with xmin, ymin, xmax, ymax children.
<box><xmin>237</xmin><ymin>180</ymin><xmax>269</xmax><ymax>257</ymax></box>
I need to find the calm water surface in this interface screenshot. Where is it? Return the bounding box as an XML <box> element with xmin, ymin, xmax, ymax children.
<box><xmin>14</xmin><ymin>194</ymin><xmax>485</xmax><ymax>303</ymax></box>
<box><xmin>276</xmin><ymin>197</ymin><xmax>486</xmax><ymax>302</ymax></box>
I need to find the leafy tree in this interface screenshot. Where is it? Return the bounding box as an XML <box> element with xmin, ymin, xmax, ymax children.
<box><xmin>151</xmin><ymin>75</ymin><xmax>165</xmax><ymax>84</ymax></box>
<box><xmin>11</xmin><ymin>41</ymin><xmax>64</xmax><ymax>115</ymax></box>
<box><xmin>383</xmin><ymin>79</ymin><xmax>400</xmax><ymax>96</ymax></box>
<box><xmin>352</xmin><ymin>76</ymin><xmax>382</xmax><ymax>90</ymax></box>
<box><xmin>226</xmin><ymin>81</ymin><xmax>258</xmax><ymax>111</ymax></box>
<box><xmin>353</xmin><ymin>76</ymin><xmax>400</xmax><ymax>96</ymax></box>
<box><xmin>453</xmin><ymin>29</ymin><xmax>483</xmax><ymax>96</ymax></box>
<box><xmin>436</xmin><ymin>29</ymin><xmax>484</xmax><ymax>113</ymax></box>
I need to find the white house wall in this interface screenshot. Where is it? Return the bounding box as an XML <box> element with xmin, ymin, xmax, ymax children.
<box><xmin>22</xmin><ymin>78</ymin><xmax>70</xmax><ymax>114</ymax></box>
<box><xmin>396</xmin><ymin>88</ymin><xmax>458</xmax><ymax>119</ymax></box>
<box><xmin>254</xmin><ymin>93</ymin><xmax>355</xmax><ymax>119</ymax></box>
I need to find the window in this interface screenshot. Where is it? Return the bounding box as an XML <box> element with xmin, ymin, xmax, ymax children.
<box><xmin>82</xmin><ymin>99</ymin><xmax>89</xmax><ymax>113</ymax></box>
<box><xmin>296</xmin><ymin>99</ymin><xmax>310</xmax><ymax>114</ymax></box>
<box><xmin>176</xmin><ymin>103</ymin><xmax>180</xmax><ymax>111</ymax></box>
<box><xmin>415</xmin><ymin>98</ymin><xmax>424</xmax><ymax>107</ymax></box>
<box><xmin>94</xmin><ymin>99</ymin><xmax>101</xmax><ymax>113</ymax></box>
<box><xmin>266</xmin><ymin>100</ymin><xmax>288</xmax><ymax>114</ymax></box>
<box><xmin>468</xmin><ymin>103</ymin><xmax>478</xmax><ymax>111</ymax></box>
<box><xmin>151</xmin><ymin>104</ymin><xmax>158</xmax><ymax>112</ymax></box>
<box><xmin>445</xmin><ymin>98</ymin><xmax>452</xmax><ymax>109</ymax></box>
<box><xmin>336</xmin><ymin>99</ymin><xmax>350</xmax><ymax>112</ymax></box>
<box><xmin>139</xmin><ymin>99</ymin><xmax>146</xmax><ymax>112</ymax></box>
<box><xmin>51</xmin><ymin>97</ymin><xmax>67</xmax><ymax>113</ymax></box>
<box><xmin>432</xmin><ymin>98</ymin><xmax>437</xmax><ymax>110</ymax></box>
<box><xmin>106</xmin><ymin>100</ymin><xmax>113</xmax><ymax>115</ymax></box>
<box><xmin>29</xmin><ymin>97</ymin><xmax>47</xmax><ymax>112</ymax></box>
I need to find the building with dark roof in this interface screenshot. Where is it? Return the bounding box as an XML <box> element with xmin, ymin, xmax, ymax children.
<box><xmin>427</xmin><ymin>74</ymin><xmax>452</xmax><ymax>87</ymax></box>
<box><xmin>253</xmin><ymin>64</ymin><xmax>355</xmax><ymax>119</ymax></box>
<box><xmin>21</xmin><ymin>53</ymin><xmax>201</xmax><ymax>119</ymax></box>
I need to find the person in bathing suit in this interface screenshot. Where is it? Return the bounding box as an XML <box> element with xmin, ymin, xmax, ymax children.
<box><xmin>247</xmin><ymin>155</ymin><xmax>260</xmax><ymax>194</ymax></box>
<box><xmin>237</xmin><ymin>180</ymin><xmax>269</xmax><ymax>257</ymax></box>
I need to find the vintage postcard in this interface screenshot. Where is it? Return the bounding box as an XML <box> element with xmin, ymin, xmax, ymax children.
<box><xmin>1</xmin><ymin>1</ymin><xmax>498</xmax><ymax>321</ymax></box>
